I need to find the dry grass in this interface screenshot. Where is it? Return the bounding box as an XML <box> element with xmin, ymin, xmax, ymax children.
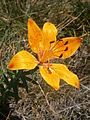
<box><xmin>0</xmin><ymin>0</ymin><xmax>90</xmax><ymax>120</ymax></box>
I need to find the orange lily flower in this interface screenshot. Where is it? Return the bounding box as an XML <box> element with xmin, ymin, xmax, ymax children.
<box><xmin>8</xmin><ymin>19</ymin><xmax>82</xmax><ymax>90</ymax></box>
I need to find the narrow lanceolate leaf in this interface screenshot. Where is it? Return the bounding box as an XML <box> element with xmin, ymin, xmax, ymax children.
<box><xmin>8</xmin><ymin>50</ymin><xmax>38</xmax><ymax>70</ymax></box>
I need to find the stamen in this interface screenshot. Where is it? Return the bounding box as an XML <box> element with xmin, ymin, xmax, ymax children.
<box><xmin>50</xmin><ymin>41</ymin><xmax>55</xmax><ymax>44</ymax></box>
<box><xmin>50</xmin><ymin>40</ymin><xmax>62</xmax><ymax>50</ymax></box>
<box><xmin>64</xmin><ymin>47</ymin><xmax>68</xmax><ymax>51</ymax></box>
<box><xmin>59</xmin><ymin>53</ymin><xmax>63</xmax><ymax>58</ymax></box>
<box><xmin>47</xmin><ymin>68</ymin><xmax>52</xmax><ymax>74</ymax></box>
<box><xmin>64</xmin><ymin>41</ymin><xmax>68</xmax><ymax>45</ymax></box>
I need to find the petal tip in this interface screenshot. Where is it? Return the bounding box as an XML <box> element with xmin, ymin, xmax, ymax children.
<box><xmin>8</xmin><ymin>63</ymin><xmax>16</xmax><ymax>70</ymax></box>
<box><xmin>28</xmin><ymin>18</ymin><xmax>34</xmax><ymax>24</ymax></box>
<box><xmin>54</xmin><ymin>86</ymin><xmax>60</xmax><ymax>91</ymax></box>
<box><xmin>8</xmin><ymin>63</ymin><xmax>14</xmax><ymax>70</ymax></box>
<box><xmin>75</xmin><ymin>80</ymin><xmax>80</xmax><ymax>89</ymax></box>
<box><xmin>79</xmin><ymin>37</ymin><xmax>83</xmax><ymax>43</ymax></box>
<box><xmin>52</xmin><ymin>84</ymin><xmax>60</xmax><ymax>91</ymax></box>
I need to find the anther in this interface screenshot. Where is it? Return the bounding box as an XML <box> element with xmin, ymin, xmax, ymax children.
<box><xmin>50</xmin><ymin>41</ymin><xmax>55</xmax><ymax>44</ymax></box>
<box><xmin>59</xmin><ymin>54</ymin><xmax>63</xmax><ymax>58</ymax></box>
<box><xmin>47</xmin><ymin>68</ymin><xmax>52</xmax><ymax>74</ymax></box>
<box><xmin>64</xmin><ymin>47</ymin><xmax>68</xmax><ymax>51</ymax></box>
<box><xmin>64</xmin><ymin>41</ymin><xmax>68</xmax><ymax>45</ymax></box>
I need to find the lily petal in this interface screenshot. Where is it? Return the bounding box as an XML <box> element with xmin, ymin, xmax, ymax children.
<box><xmin>28</xmin><ymin>19</ymin><xmax>43</xmax><ymax>53</ymax></box>
<box><xmin>40</xmin><ymin>64</ymin><xmax>60</xmax><ymax>90</ymax></box>
<box><xmin>51</xmin><ymin>64</ymin><xmax>80</xmax><ymax>89</ymax></box>
<box><xmin>43</xmin><ymin>22</ymin><xmax>57</xmax><ymax>49</ymax></box>
<box><xmin>51</xmin><ymin>37</ymin><xmax>82</xmax><ymax>59</ymax></box>
<box><xmin>8</xmin><ymin>50</ymin><xmax>38</xmax><ymax>70</ymax></box>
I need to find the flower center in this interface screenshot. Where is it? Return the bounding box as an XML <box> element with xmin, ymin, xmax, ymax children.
<box><xmin>37</xmin><ymin>48</ymin><xmax>53</xmax><ymax>64</ymax></box>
